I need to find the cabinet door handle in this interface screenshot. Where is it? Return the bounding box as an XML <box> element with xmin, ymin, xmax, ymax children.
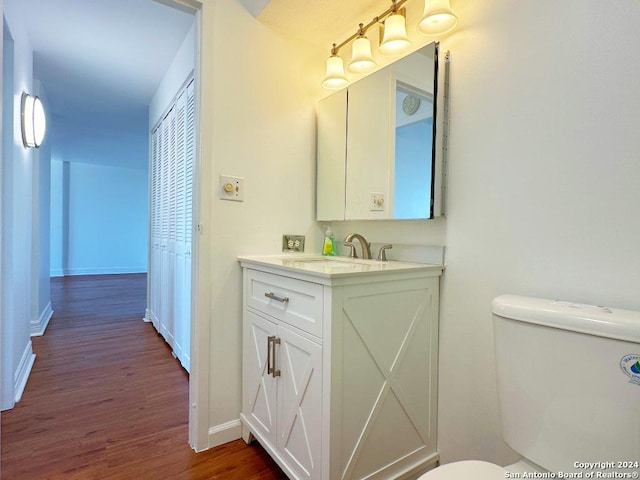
<box><xmin>264</xmin><ymin>292</ymin><xmax>289</xmax><ymax>303</ymax></box>
<box><xmin>267</xmin><ymin>336</ymin><xmax>275</xmax><ymax>375</ymax></box>
<box><xmin>272</xmin><ymin>336</ymin><xmax>281</xmax><ymax>378</ymax></box>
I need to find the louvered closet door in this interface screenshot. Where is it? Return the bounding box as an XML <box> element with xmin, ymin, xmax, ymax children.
<box><xmin>148</xmin><ymin>78</ymin><xmax>195</xmax><ymax>372</ymax></box>
<box><xmin>150</xmin><ymin>128</ymin><xmax>161</xmax><ymax>330</ymax></box>
<box><xmin>160</xmin><ymin>107</ymin><xmax>175</xmax><ymax>347</ymax></box>
<box><xmin>173</xmin><ymin>88</ymin><xmax>189</xmax><ymax>371</ymax></box>
<box><xmin>182</xmin><ymin>80</ymin><xmax>195</xmax><ymax>372</ymax></box>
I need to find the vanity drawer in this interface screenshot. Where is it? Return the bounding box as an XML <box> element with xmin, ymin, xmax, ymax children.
<box><xmin>246</xmin><ymin>270</ymin><xmax>323</xmax><ymax>338</ymax></box>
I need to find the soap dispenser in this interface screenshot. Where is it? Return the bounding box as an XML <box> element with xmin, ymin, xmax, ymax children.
<box><xmin>322</xmin><ymin>226</ymin><xmax>337</xmax><ymax>256</ymax></box>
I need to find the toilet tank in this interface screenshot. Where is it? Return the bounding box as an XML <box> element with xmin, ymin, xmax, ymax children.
<box><xmin>492</xmin><ymin>295</ymin><xmax>640</xmax><ymax>474</ymax></box>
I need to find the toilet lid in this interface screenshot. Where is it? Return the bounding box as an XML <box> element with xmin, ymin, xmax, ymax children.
<box><xmin>420</xmin><ymin>460</ymin><xmax>506</xmax><ymax>480</ymax></box>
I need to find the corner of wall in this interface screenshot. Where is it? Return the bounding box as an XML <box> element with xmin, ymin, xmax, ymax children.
<box><xmin>30</xmin><ymin>301</ymin><xmax>53</xmax><ymax>337</ymax></box>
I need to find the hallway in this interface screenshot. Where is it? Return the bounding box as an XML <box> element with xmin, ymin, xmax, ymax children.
<box><xmin>1</xmin><ymin>274</ymin><xmax>286</xmax><ymax>479</ymax></box>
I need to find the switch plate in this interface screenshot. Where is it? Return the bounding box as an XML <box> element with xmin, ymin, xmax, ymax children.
<box><xmin>220</xmin><ymin>175</ymin><xmax>244</xmax><ymax>202</ymax></box>
<box><xmin>282</xmin><ymin>235</ymin><xmax>305</xmax><ymax>253</ymax></box>
<box><xmin>370</xmin><ymin>192</ymin><xmax>385</xmax><ymax>211</ymax></box>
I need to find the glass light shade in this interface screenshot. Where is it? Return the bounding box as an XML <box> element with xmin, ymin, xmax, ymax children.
<box><xmin>322</xmin><ymin>54</ymin><xmax>348</xmax><ymax>90</ymax></box>
<box><xmin>21</xmin><ymin>93</ymin><xmax>46</xmax><ymax>148</ymax></box>
<box><xmin>348</xmin><ymin>36</ymin><xmax>377</xmax><ymax>74</ymax></box>
<box><xmin>379</xmin><ymin>12</ymin><xmax>412</xmax><ymax>56</ymax></box>
<box><xmin>418</xmin><ymin>0</ymin><xmax>458</xmax><ymax>35</ymax></box>
<box><xmin>33</xmin><ymin>97</ymin><xmax>46</xmax><ymax>147</ymax></box>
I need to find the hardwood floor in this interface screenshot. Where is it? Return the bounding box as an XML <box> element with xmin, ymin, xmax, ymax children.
<box><xmin>1</xmin><ymin>274</ymin><xmax>287</xmax><ymax>480</ymax></box>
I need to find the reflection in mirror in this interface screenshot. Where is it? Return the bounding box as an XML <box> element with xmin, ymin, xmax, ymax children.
<box><xmin>394</xmin><ymin>83</ymin><xmax>433</xmax><ymax>219</ymax></box>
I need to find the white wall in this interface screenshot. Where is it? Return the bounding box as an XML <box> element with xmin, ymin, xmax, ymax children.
<box><xmin>438</xmin><ymin>0</ymin><xmax>640</xmax><ymax>464</ymax></box>
<box><xmin>30</xmin><ymin>81</ymin><xmax>52</xmax><ymax>335</ymax></box>
<box><xmin>149</xmin><ymin>20</ymin><xmax>195</xmax><ymax>129</ymax></box>
<box><xmin>1</xmin><ymin>2</ymin><xmax>36</xmax><ymax>410</ymax></box>
<box><xmin>49</xmin><ymin>159</ymin><xmax>63</xmax><ymax>275</ymax></box>
<box><xmin>328</xmin><ymin>0</ymin><xmax>640</xmax><ymax>467</ymax></box>
<box><xmin>1</xmin><ymin>15</ymin><xmax>14</xmax><ymax>412</ymax></box>
<box><xmin>50</xmin><ymin>160</ymin><xmax>148</xmax><ymax>276</ymax></box>
<box><xmin>0</xmin><ymin>0</ymin><xmax>3</xmax><ymax>458</ymax></box>
<box><xmin>52</xmin><ymin>117</ymin><xmax>149</xmax><ymax>171</ymax></box>
<box><xmin>196</xmin><ymin>0</ymin><xmax>319</xmax><ymax>448</ymax></box>
<box><xmin>50</xmin><ymin>69</ymin><xmax>150</xmax><ymax>277</ymax></box>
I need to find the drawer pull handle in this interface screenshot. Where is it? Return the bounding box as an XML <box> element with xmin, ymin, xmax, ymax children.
<box><xmin>265</xmin><ymin>292</ymin><xmax>289</xmax><ymax>303</ymax></box>
<box><xmin>267</xmin><ymin>335</ymin><xmax>281</xmax><ymax>378</ymax></box>
<box><xmin>267</xmin><ymin>336</ymin><xmax>275</xmax><ymax>375</ymax></box>
<box><xmin>272</xmin><ymin>337</ymin><xmax>281</xmax><ymax>377</ymax></box>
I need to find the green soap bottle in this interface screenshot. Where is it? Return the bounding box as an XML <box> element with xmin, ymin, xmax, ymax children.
<box><xmin>322</xmin><ymin>226</ymin><xmax>337</xmax><ymax>256</ymax></box>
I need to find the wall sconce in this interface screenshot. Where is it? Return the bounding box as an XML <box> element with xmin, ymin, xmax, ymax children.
<box><xmin>21</xmin><ymin>93</ymin><xmax>46</xmax><ymax>148</ymax></box>
<box><xmin>322</xmin><ymin>0</ymin><xmax>458</xmax><ymax>90</ymax></box>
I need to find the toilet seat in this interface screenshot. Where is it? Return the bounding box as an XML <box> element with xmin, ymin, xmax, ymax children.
<box><xmin>418</xmin><ymin>460</ymin><xmax>506</xmax><ymax>480</ymax></box>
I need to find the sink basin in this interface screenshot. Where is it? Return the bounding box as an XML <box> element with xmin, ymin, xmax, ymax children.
<box><xmin>283</xmin><ymin>258</ymin><xmax>361</xmax><ymax>269</ymax></box>
<box><xmin>293</xmin><ymin>258</ymin><xmax>359</xmax><ymax>267</ymax></box>
<box><xmin>304</xmin><ymin>260</ymin><xmax>354</xmax><ymax>267</ymax></box>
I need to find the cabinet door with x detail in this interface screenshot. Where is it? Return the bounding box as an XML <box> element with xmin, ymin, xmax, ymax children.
<box><xmin>276</xmin><ymin>326</ymin><xmax>322</xmax><ymax>480</ymax></box>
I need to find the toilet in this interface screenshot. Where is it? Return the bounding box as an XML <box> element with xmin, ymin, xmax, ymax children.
<box><xmin>420</xmin><ymin>294</ymin><xmax>640</xmax><ymax>479</ymax></box>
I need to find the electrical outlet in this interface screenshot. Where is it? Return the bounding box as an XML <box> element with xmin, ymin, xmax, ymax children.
<box><xmin>282</xmin><ymin>235</ymin><xmax>305</xmax><ymax>252</ymax></box>
<box><xmin>370</xmin><ymin>192</ymin><xmax>385</xmax><ymax>211</ymax></box>
<box><xmin>220</xmin><ymin>175</ymin><xmax>244</xmax><ymax>202</ymax></box>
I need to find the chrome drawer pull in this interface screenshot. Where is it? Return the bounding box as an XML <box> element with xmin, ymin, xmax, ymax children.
<box><xmin>267</xmin><ymin>336</ymin><xmax>275</xmax><ymax>375</ymax></box>
<box><xmin>266</xmin><ymin>335</ymin><xmax>281</xmax><ymax>378</ymax></box>
<box><xmin>272</xmin><ymin>337</ymin><xmax>281</xmax><ymax>378</ymax></box>
<box><xmin>264</xmin><ymin>292</ymin><xmax>289</xmax><ymax>303</ymax></box>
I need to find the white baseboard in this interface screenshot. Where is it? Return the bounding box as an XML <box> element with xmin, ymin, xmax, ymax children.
<box><xmin>208</xmin><ymin>419</ymin><xmax>242</xmax><ymax>447</ymax></box>
<box><xmin>14</xmin><ymin>341</ymin><xmax>36</xmax><ymax>404</ymax></box>
<box><xmin>31</xmin><ymin>301</ymin><xmax>54</xmax><ymax>336</ymax></box>
<box><xmin>51</xmin><ymin>266</ymin><xmax>147</xmax><ymax>276</ymax></box>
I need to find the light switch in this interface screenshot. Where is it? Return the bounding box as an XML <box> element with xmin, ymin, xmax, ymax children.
<box><xmin>220</xmin><ymin>175</ymin><xmax>244</xmax><ymax>202</ymax></box>
<box><xmin>370</xmin><ymin>192</ymin><xmax>385</xmax><ymax>211</ymax></box>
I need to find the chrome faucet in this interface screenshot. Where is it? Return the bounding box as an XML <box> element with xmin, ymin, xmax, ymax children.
<box><xmin>344</xmin><ymin>233</ymin><xmax>372</xmax><ymax>259</ymax></box>
<box><xmin>377</xmin><ymin>244</ymin><xmax>393</xmax><ymax>261</ymax></box>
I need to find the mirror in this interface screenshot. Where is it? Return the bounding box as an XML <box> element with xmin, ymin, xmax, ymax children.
<box><xmin>317</xmin><ymin>42</ymin><xmax>440</xmax><ymax>221</ymax></box>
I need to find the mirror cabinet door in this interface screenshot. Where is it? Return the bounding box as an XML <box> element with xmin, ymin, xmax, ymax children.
<box><xmin>317</xmin><ymin>89</ymin><xmax>347</xmax><ymax>221</ymax></box>
<box><xmin>345</xmin><ymin>69</ymin><xmax>393</xmax><ymax>220</ymax></box>
<box><xmin>391</xmin><ymin>43</ymin><xmax>437</xmax><ymax>219</ymax></box>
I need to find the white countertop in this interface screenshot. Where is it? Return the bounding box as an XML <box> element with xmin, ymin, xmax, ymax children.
<box><xmin>238</xmin><ymin>254</ymin><xmax>444</xmax><ymax>279</ymax></box>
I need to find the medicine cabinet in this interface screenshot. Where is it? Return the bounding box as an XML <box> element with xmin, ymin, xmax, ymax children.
<box><xmin>317</xmin><ymin>42</ymin><xmax>446</xmax><ymax>221</ymax></box>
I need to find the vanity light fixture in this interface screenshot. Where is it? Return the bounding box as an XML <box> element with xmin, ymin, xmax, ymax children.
<box><xmin>322</xmin><ymin>0</ymin><xmax>457</xmax><ymax>90</ymax></box>
<box><xmin>21</xmin><ymin>93</ymin><xmax>46</xmax><ymax>148</ymax></box>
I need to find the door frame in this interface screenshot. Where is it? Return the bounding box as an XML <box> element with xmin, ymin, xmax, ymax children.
<box><xmin>146</xmin><ymin>0</ymin><xmax>209</xmax><ymax>452</ymax></box>
<box><xmin>158</xmin><ymin>0</ymin><xmax>209</xmax><ymax>452</ymax></box>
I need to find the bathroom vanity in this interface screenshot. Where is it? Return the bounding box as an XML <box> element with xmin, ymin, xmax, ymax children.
<box><xmin>239</xmin><ymin>255</ymin><xmax>443</xmax><ymax>480</ymax></box>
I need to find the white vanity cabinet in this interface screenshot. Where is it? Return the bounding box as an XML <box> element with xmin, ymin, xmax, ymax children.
<box><xmin>239</xmin><ymin>256</ymin><xmax>443</xmax><ymax>480</ymax></box>
<box><xmin>243</xmin><ymin>269</ymin><xmax>324</xmax><ymax>480</ymax></box>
